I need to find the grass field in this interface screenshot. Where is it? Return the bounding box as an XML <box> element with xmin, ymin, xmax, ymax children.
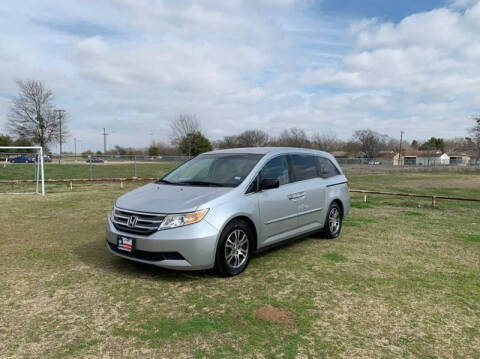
<box><xmin>0</xmin><ymin>162</ymin><xmax>177</xmax><ymax>181</ymax></box>
<box><xmin>1</xmin><ymin>172</ymin><xmax>479</xmax><ymax>358</ymax></box>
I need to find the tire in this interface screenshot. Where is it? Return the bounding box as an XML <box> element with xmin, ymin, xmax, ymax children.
<box><xmin>214</xmin><ymin>219</ymin><xmax>252</xmax><ymax>277</ymax></box>
<box><xmin>322</xmin><ymin>202</ymin><xmax>343</xmax><ymax>239</ymax></box>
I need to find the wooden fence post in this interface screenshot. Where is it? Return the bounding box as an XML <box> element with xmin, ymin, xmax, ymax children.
<box><xmin>364</xmin><ymin>194</ymin><xmax>367</xmax><ymax>203</ymax></box>
<box><xmin>431</xmin><ymin>195</ymin><xmax>436</xmax><ymax>208</ymax></box>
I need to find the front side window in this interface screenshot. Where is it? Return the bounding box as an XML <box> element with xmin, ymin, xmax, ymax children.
<box><xmin>161</xmin><ymin>153</ymin><xmax>263</xmax><ymax>187</ymax></box>
<box><xmin>317</xmin><ymin>157</ymin><xmax>340</xmax><ymax>178</ymax></box>
<box><xmin>259</xmin><ymin>155</ymin><xmax>290</xmax><ymax>185</ymax></box>
<box><xmin>291</xmin><ymin>154</ymin><xmax>318</xmax><ymax>181</ymax></box>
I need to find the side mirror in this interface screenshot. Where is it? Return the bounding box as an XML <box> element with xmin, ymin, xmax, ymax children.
<box><xmin>260</xmin><ymin>178</ymin><xmax>279</xmax><ymax>190</ymax></box>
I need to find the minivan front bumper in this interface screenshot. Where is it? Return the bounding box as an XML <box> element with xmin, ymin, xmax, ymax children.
<box><xmin>106</xmin><ymin>217</ymin><xmax>220</xmax><ymax>270</ymax></box>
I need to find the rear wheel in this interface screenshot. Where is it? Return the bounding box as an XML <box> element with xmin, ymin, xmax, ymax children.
<box><xmin>322</xmin><ymin>202</ymin><xmax>343</xmax><ymax>239</ymax></box>
<box><xmin>214</xmin><ymin>219</ymin><xmax>252</xmax><ymax>277</ymax></box>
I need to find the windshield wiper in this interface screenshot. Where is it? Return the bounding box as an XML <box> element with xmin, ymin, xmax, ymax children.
<box><xmin>176</xmin><ymin>180</ymin><xmax>226</xmax><ymax>187</ymax></box>
<box><xmin>156</xmin><ymin>179</ymin><xmax>176</xmax><ymax>185</ymax></box>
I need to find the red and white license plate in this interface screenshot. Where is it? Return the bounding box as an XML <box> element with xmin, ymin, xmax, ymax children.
<box><xmin>117</xmin><ymin>236</ymin><xmax>134</xmax><ymax>252</ymax></box>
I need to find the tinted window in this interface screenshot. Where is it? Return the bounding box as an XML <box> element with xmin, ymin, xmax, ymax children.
<box><xmin>259</xmin><ymin>155</ymin><xmax>290</xmax><ymax>185</ymax></box>
<box><xmin>291</xmin><ymin>154</ymin><xmax>317</xmax><ymax>181</ymax></box>
<box><xmin>162</xmin><ymin>153</ymin><xmax>263</xmax><ymax>187</ymax></box>
<box><xmin>317</xmin><ymin>157</ymin><xmax>340</xmax><ymax>178</ymax></box>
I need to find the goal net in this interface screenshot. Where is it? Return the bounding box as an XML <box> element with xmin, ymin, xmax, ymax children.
<box><xmin>0</xmin><ymin>146</ymin><xmax>45</xmax><ymax>195</ymax></box>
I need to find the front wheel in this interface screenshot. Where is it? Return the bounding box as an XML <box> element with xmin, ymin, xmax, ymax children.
<box><xmin>214</xmin><ymin>219</ymin><xmax>252</xmax><ymax>277</ymax></box>
<box><xmin>322</xmin><ymin>202</ymin><xmax>343</xmax><ymax>239</ymax></box>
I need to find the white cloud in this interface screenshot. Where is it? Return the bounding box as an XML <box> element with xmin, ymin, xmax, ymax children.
<box><xmin>0</xmin><ymin>0</ymin><xmax>479</xmax><ymax>150</ymax></box>
<box><xmin>301</xmin><ymin>2</ymin><xmax>480</xmax><ymax>139</ymax></box>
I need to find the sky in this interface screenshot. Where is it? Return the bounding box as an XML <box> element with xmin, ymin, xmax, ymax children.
<box><xmin>0</xmin><ymin>0</ymin><xmax>479</xmax><ymax>152</ymax></box>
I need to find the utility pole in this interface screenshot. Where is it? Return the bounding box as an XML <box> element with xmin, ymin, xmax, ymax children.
<box><xmin>74</xmin><ymin>137</ymin><xmax>77</xmax><ymax>162</ymax></box>
<box><xmin>399</xmin><ymin>131</ymin><xmax>404</xmax><ymax>166</ymax></box>
<box><xmin>54</xmin><ymin>109</ymin><xmax>66</xmax><ymax>163</ymax></box>
<box><xmin>103</xmin><ymin>128</ymin><xmax>109</xmax><ymax>154</ymax></box>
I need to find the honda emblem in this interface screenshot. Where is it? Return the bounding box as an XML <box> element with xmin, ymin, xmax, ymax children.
<box><xmin>127</xmin><ymin>216</ymin><xmax>138</xmax><ymax>228</ymax></box>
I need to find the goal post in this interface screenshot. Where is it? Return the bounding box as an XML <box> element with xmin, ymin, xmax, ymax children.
<box><xmin>0</xmin><ymin>146</ymin><xmax>45</xmax><ymax>196</ymax></box>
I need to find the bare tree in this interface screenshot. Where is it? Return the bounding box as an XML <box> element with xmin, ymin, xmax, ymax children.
<box><xmin>352</xmin><ymin>129</ymin><xmax>388</xmax><ymax>158</ymax></box>
<box><xmin>276</xmin><ymin>127</ymin><xmax>311</xmax><ymax>148</ymax></box>
<box><xmin>470</xmin><ymin>116</ymin><xmax>480</xmax><ymax>163</ymax></box>
<box><xmin>170</xmin><ymin>114</ymin><xmax>201</xmax><ymax>156</ymax></box>
<box><xmin>7</xmin><ymin>80</ymin><xmax>67</xmax><ymax>150</ymax></box>
<box><xmin>311</xmin><ymin>132</ymin><xmax>340</xmax><ymax>152</ymax></box>
<box><xmin>236</xmin><ymin>129</ymin><xmax>269</xmax><ymax>147</ymax></box>
<box><xmin>218</xmin><ymin>129</ymin><xmax>269</xmax><ymax>148</ymax></box>
<box><xmin>217</xmin><ymin>136</ymin><xmax>239</xmax><ymax>149</ymax></box>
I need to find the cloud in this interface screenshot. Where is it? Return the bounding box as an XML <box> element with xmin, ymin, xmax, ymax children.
<box><xmin>301</xmin><ymin>2</ymin><xmax>480</xmax><ymax>138</ymax></box>
<box><xmin>0</xmin><ymin>0</ymin><xmax>479</xmax><ymax>151</ymax></box>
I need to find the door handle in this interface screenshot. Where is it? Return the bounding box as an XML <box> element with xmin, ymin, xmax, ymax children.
<box><xmin>288</xmin><ymin>192</ymin><xmax>306</xmax><ymax>200</ymax></box>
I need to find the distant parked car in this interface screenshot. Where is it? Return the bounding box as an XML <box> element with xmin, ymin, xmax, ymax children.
<box><xmin>36</xmin><ymin>154</ymin><xmax>52</xmax><ymax>163</ymax></box>
<box><xmin>9</xmin><ymin>155</ymin><xmax>34</xmax><ymax>163</ymax></box>
<box><xmin>86</xmin><ymin>157</ymin><xmax>104</xmax><ymax>163</ymax></box>
<box><xmin>368</xmin><ymin>161</ymin><xmax>381</xmax><ymax>165</ymax></box>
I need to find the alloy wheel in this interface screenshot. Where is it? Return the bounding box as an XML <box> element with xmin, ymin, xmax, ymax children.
<box><xmin>328</xmin><ymin>207</ymin><xmax>341</xmax><ymax>234</ymax></box>
<box><xmin>224</xmin><ymin>229</ymin><xmax>249</xmax><ymax>269</ymax></box>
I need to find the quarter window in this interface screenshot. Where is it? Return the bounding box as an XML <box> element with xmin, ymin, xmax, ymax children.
<box><xmin>259</xmin><ymin>155</ymin><xmax>290</xmax><ymax>185</ymax></box>
<box><xmin>317</xmin><ymin>157</ymin><xmax>340</xmax><ymax>178</ymax></box>
<box><xmin>291</xmin><ymin>154</ymin><xmax>318</xmax><ymax>181</ymax></box>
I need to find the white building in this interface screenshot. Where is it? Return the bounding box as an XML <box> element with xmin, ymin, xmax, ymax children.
<box><xmin>416</xmin><ymin>152</ymin><xmax>450</xmax><ymax>166</ymax></box>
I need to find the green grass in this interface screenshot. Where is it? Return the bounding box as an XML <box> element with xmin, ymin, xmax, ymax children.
<box><xmin>0</xmin><ymin>171</ymin><xmax>479</xmax><ymax>357</ymax></box>
<box><xmin>323</xmin><ymin>252</ymin><xmax>348</xmax><ymax>263</ymax></box>
<box><xmin>465</xmin><ymin>234</ymin><xmax>480</xmax><ymax>243</ymax></box>
<box><xmin>0</xmin><ymin>161</ymin><xmax>178</xmax><ymax>180</ymax></box>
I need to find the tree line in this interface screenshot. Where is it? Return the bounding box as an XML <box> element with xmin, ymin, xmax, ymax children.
<box><xmin>1</xmin><ymin>79</ymin><xmax>480</xmax><ymax>160</ymax></box>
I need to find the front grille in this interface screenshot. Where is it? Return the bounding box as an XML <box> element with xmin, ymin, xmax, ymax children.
<box><xmin>112</xmin><ymin>207</ymin><xmax>166</xmax><ymax>235</ymax></box>
<box><xmin>108</xmin><ymin>242</ymin><xmax>185</xmax><ymax>262</ymax></box>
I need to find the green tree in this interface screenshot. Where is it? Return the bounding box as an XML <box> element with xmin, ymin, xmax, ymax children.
<box><xmin>81</xmin><ymin>150</ymin><xmax>93</xmax><ymax>158</ymax></box>
<box><xmin>148</xmin><ymin>145</ymin><xmax>160</xmax><ymax>157</ymax></box>
<box><xmin>179</xmin><ymin>131</ymin><xmax>212</xmax><ymax>156</ymax></box>
<box><xmin>0</xmin><ymin>133</ymin><xmax>13</xmax><ymax>153</ymax></box>
<box><xmin>0</xmin><ymin>133</ymin><xmax>13</xmax><ymax>146</ymax></box>
<box><xmin>13</xmin><ymin>136</ymin><xmax>33</xmax><ymax>147</ymax></box>
<box><xmin>419</xmin><ymin>137</ymin><xmax>445</xmax><ymax>152</ymax></box>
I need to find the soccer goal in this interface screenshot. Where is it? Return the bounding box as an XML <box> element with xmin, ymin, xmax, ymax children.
<box><xmin>0</xmin><ymin>146</ymin><xmax>45</xmax><ymax>196</ymax></box>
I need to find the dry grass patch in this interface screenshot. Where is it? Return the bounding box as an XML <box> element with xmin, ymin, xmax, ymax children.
<box><xmin>254</xmin><ymin>305</ymin><xmax>297</xmax><ymax>329</ymax></box>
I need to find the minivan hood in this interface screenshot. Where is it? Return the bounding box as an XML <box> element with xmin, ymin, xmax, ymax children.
<box><xmin>115</xmin><ymin>183</ymin><xmax>231</xmax><ymax>213</ymax></box>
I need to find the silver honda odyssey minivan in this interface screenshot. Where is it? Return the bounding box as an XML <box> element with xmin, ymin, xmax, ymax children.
<box><xmin>107</xmin><ymin>147</ymin><xmax>350</xmax><ymax>276</ymax></box>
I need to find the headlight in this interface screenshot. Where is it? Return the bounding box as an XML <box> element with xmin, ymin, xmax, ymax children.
<box><xmin>109</xmin><ymin>205</ymin><xmax>116</xmax><ymax>222</ymax></box>
<box><xmin>159</xmin><ymin>209</ymin><xmax>209</xmax><ymax>230</ymax></box>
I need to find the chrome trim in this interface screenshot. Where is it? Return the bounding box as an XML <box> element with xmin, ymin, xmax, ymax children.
<box><xmin>113</xmin><ymin>206</ymin><xmax>166</xmax><ymax>234</ymax></box>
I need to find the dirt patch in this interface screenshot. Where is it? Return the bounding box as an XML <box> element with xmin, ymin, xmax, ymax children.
<box><xmin>254</xmin><ymin>305</ymin><xmax>296</xmax><ymax>329</ymax></box>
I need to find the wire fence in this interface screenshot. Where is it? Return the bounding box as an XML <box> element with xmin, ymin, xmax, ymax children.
<box><xmin>1</xmin><ymin>153</ymin><xmax>479</xmax><ymax>193</ymax></box>
<box><xmin>350</xmin><ymin>189</ymin><xmax>480</xmax><ymax>208</ymax></box>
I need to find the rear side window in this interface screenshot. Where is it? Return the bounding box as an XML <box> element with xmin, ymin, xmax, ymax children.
<box><xmin>291</xmin><ymin>154</ymin><xmax>318</xmax><ymax>181</ymax></box>
<box><xmin>317</xmin><ymin>157</ymin><xmax>340</xmax><ymax>178</ymax></box>
<box><xmin>259</xmin><ymin>155</ymin><xmax>290</xmax><ymax>185</ymax></box>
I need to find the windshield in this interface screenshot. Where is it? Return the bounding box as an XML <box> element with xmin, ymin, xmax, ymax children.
<box><xmin>160</xmin><ymin>153</ymin><xmax>264</xmax><ymax>187</ymax></box>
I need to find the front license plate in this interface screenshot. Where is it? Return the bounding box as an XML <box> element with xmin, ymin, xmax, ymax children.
<box><xmin>117</xmin><ymin>236</ymin><xmax>134</xmax><ymax>253</ymax></box>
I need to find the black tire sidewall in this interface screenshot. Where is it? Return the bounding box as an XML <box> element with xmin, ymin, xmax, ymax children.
<box><xmin>215</xmin><ymin>219</ymin><xmax>253</xmax><ymax>276</ymax></box>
